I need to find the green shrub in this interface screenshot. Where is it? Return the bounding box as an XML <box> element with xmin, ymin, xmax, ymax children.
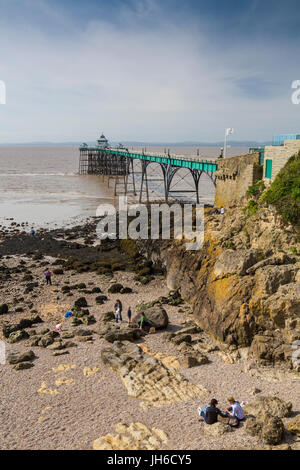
<box><xmin>247</xmin><ymin>180</ymin><xmax>265</xmax><ymax>198</ymax></box>
<box><xmin>243</xmin><ymin>199</ymin><xmax>259</xmax><ymax>216</ymax></box>
<box><xmin>261</xmin><ymin>151</ymin><xmax>300</xmax><ymax>225</ymax></box>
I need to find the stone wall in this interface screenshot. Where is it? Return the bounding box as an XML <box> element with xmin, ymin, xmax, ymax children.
<box><xmin>214</xmin><ymin>153</ymin><xmax>262</xmax><ymax>207</ymax></box>
<box><xmin>264</xmin><ymin>140</ymin><xmax>300</xmax><ymax>182</ymax></box>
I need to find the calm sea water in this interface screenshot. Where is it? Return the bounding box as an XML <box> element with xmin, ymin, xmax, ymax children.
<box><xmin>0</xmin><ymin>145</ymin><xmax>248</xmax><ymax>228</ymax></box>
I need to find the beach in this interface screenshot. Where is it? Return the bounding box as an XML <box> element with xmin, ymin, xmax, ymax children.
<box><xmin>0</xmin><ymin>221</ymin><xmax>299</xmax><ymax>450</ymax></box>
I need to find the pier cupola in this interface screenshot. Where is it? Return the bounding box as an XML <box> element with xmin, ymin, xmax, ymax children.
<box><xmin>97</xmin><ymin>133</ymin><xmax>109</xmax><ymax>149</ymax></box>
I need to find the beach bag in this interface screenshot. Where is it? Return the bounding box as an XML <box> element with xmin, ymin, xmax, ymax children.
<box><xmin>228</xmin><ymin>416</ymin><xmax>239</xmax><ymax>428</ymax></box>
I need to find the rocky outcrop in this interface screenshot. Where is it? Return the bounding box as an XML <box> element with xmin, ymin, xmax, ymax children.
<box><xmin>93</xmin><ymin>422</ymin><xmax>168</xmax><ymax>450</ymax></box>
<box><xmin>243</xmin><ymin>396</ymin><xmax>292</xmax><ymax>419</ymax></box>
<box><xmin>133</xmin><ymin>304</ymin><xmax>168</xmax><ymax>330</ymax></box>
<box><xmin>101</xmin><ymin>341</ymin><xmax>209</xmax><ymax>408</ymax></box>
<box><xmin>245</xmin><ymin>412</ymin><xmax>284</xmax><ymax>445</ymax></box>
<box><xmin>138</xmin><ymin>204</ymin><xmax>300</xmax><ymax>369</ymax></box>
<box><xmin>203</xmin><ymin>422</ymin><xmax>232</xmax><ymax>438</ymax></box>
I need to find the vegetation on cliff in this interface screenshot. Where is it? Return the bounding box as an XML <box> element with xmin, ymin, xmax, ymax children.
<box><xmin>261</xmin><ymin>151</ymin><xmax>300</xmax><ymax>226</ymax></box>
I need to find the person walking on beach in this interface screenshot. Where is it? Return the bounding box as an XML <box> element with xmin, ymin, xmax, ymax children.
<box><xmin>127</xmin><ymin>306</ymin><xmax>132</xmax><ymax>325</ymax></box>
<box><xmin>44</xmin><ymin>268</ymin><xmax>52</xmax><ymax>285</ymax></box>
<box><xmin>114</xmin><ymin>299</ymin><xmax>123</xmax><ymax>322</ymax></box>
<box><xmin>29</xmin><ymin>227</ymin><xmax>35</xmax><ymax>236</ymax></box>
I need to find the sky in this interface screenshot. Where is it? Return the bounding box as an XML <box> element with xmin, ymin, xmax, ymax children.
<box><xmin>0</xmin><ymin>0</ymin><xmax>300</xmax><ymax>144</ymax></box>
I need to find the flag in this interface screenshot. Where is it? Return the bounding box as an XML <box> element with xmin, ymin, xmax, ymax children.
<box><xmin>226</xmin><ymin>128</ymin><xmax>234</xmax><ymax>136</ymax></box>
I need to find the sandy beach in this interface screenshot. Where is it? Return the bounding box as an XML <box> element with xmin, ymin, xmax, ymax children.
<box><xmin>0</xmin><ymin>222</ymin><xmax>299</xmax><ymax>450</ymax></box>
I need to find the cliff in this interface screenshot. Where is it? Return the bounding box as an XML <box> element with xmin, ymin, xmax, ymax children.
<box><xmin>138</xmin><ymin>155</ymin><xmax>300</xmax><ymax>371</ymax></box>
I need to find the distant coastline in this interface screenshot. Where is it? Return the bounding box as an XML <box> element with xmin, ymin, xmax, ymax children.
<box><xmin>0</xmin><ymin>140</ymin><xmax>271</xmax><ymax>147</ymax></box>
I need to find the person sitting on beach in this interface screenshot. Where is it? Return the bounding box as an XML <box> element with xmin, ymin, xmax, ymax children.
<box><xmin>198</xmin><ymin>399</ymin><xmax>228</xmax><ymax>425</ymax></box>
<box><xmin>127</xmin><ymin>306</ymin><xmax>132</xmax><ymax>325</ymax></box>
<box><xmin>224</xmin><ymin>397</ymin><xmax>245</xmax><ymax>422</ymax></box>
<box><xmin>44</xmin><ymin>268</ymin><xmax>52</xmax><ymax>285</ymax></box>
<box><xmin>138</xmin><ymin>312</ymin><xmax>150</xmax><ymax>331</ymax></box>
<box><xmin>114</xmin><ymin>300</ymin><xmax>123</xmax><ymax>322</ymax></box>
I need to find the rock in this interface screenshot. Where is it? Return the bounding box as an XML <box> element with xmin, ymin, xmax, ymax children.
<box><xmin>53</xmin><ymin>350</ymin><xmax>70</xmax><ymax>357</ymax></box>
<box><xmin>203</xmin><ymin>422</ymin><xmax>232</xmax><ymax>438</ymax></box>
<box><xmin>82</xmin><ymin>315</ymin><xmax>96</xmax><ymax>325</ymax></box>
<box><xmin>250</xmin><ymin>388</ymin><xmax>262</xmax><ymax>396</ymax></box>
<box><xmin>245</xmin><ymin>411</ymin><xmax>284</xmax><ymax>445</ymax></box>
<box><xmin>286</xmin><ymin>415</ymin><xmax>300</xmax><ymax>436</ymax></box>
<box><xmin>108</xmin><ymin>283</ymin><xmax>124</xmax><ymax>294</ymax></box>
<box><xmin>104</xmin><ymin>327</ymin><xmax>143</xmax><ymax>343</ymax></box>
<box><xmin>8</xmin><ymin>329</ymin><xmax>29</xmax><ymax>343</ymax></box>
<box><xmin>171</xmin><ymin>334</ymin><xmax>192</xmax><ymax>346</ymax></box>
<box><xmin>174</xmin><ymin>325</ymin><xmax>202</xmax><ymax>336</ymax></box>
<box><xmin>38</xmin><ymin>334</ymin><xmax>54</xmax><ymax>348</ymax></box>
<box><xmin>243</xmin><ymin>396</ymin><xmax>292</xmax><ymax>418</ymax></box>
<box><xmin>92</xmin><ymin>287</ymin><xmax>102</xmax><ymax>294</ymax></box>
<box><xmin>0</xmin><ymin>303</ymin><xmax>9</xmax><ymax>314</ymax></box>
<box><xmin>13</xmin><ymin>362</ymin><xmax>34</xmax><ymax>371</ymax></box>
<box><xmin>71</xmin><ymin>317</ymin><xmax>82</xmax><ymax>326</ymax></box>
<box><xmin>133</xmin><ymin>304</ymin><xmax>169</xmax><ymax>330</ymax></box>
<box><xmin>95</xmin><ymin>295</ymin><xmax>108</xmax><ymax>304</ymax></box>
<box><xmin>101</xmin><ymin>341</ymin><xmax>209</xmax><ymax>407</ymax></box>
<box><xmin>61</xmin><ymin>332</ymin><xmax>74</xmax><ymax>339</ymax></box>
<box><xmin>8</xmin><ymin>350</ymin><xmax>35</xmax><ymax>364</ymax></box>
<box><xmin>249</xmin><ymin>333</ymin><xmax>289</xmax><ymax>364</ymax></box>
<box><xmin>74</xmin><ymin>297</ymin><xmax>88</xmax><ymax>308</ymax></box>
<box><xmin>99</xmin><ymin>311</ymin><xmax>115</xmax><ymax>323</ymax></box>
<box><xmin>120</xmin><ymin>287</ymin><xmax>133</xmax><ymax>294</ymax></box>
<box><xmin>213</xmin><ymin>249</ymin><xmax>258</xmax><ymax>278</ymax></box>
<box><xmin>64</xmin><ymin>341</ymin><xmax>77</xmax><ymax>348</ymax></box>
<box><xmin>180</xmin><ymin>352</ymin><xmax>209</xmax><ymax>368</ymax></box>
<box><xmin>75</xmin><ymin>329</ymin><xmax>93</xmax><ymax>337</ymax></box>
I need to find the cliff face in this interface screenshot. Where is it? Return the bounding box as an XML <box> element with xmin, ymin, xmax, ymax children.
<box><xmin>214</xmin><ymin>153</ymin><xmax>262</xmax><ymax>208</ymax></box>
<box><xmin>140</xmin><ymin>205</ymin><xmax>300</xmax><ymax>370</ymax></box>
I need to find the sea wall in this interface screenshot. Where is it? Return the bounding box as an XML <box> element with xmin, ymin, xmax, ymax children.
<box><xmin>214</xmin><ymin>153</ymin><xmax>262</xmax><ymax>207</ymax></box>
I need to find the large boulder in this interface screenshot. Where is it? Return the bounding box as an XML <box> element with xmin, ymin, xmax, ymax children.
<box><xmin>97</xmin><ymin>325</ymin><xmax>144</xmax><ymax>343</ymax></box>
<box><xmin>245</xmin><ymin>411</ymin><xmax>284</xmax><ymax>445</ymax></box>
<box><xmin>133</xmin><ymin>304</ymin><xmax>168</xmax><ymax>330</ymax></box>
<box><xmin>249</xmin><ymin>333</ymin><xmax>289</xmax><ymax>364</ymax></box>
<box><xmin>203</xmin><ymin>422</ymin><xmax>232</xmax><ymax>438</ymax></box>
<box><xmin>8</xmin><ymin>330</ymin><xmax>29</xmax><ymax>343</ymax></box>
<box><xmin>7</xmin><ymin>350</ymin><xmax>36</xmax><ymax>365</ymax></box>
<box><xmin>104</xmin><ymin>327</ymin><xmax>143</xmax><ymax>343</ymax></box>
<box><xmin>213</xmin><ymin>249</ymin><xmax>258</xmax><ymax>279</ymax></box>
<box><xmin>243</xmin><ymin>396</ymin><xmax>292</xmax><ymax>419</ymax></box>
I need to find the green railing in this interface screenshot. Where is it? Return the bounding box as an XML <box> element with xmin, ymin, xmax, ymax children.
<box><xmin>80</xmin><ymin>147</ymin><xmax>218</xmax><ymax>172</ymax></box>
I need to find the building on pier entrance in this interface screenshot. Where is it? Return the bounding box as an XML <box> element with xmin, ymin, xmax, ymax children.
<box><xmin>97</xmin><ymin>133</ymin><xmax>109</xmax><ymax>149</ymax></box>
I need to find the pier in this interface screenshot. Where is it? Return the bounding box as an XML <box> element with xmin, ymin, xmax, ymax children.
<box><xmin>79</xmin><ymin>135</ymin><xmax>218</xmax><ymax>203</ymax></box>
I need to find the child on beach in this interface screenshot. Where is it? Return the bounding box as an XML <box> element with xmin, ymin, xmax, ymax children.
<box><xmin>127</xmin><ymin>307</ymin><xmax>132</xmax><ymax>325</ymax></box>
<box><xmin>114</xmin><ymin>300</ymin><xmax>123</xmax><ymax>322</ymax></box>
<box><xmin>44</xmin><ymin>268</ymin><xmax>52</xmax><ymax>285</ymax></box>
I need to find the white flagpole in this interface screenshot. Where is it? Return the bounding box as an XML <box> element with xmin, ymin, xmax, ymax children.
<box><xmin>224</xmin><ymin>129</ymin><xmax>227</xmax><ymax>159</ymax></box>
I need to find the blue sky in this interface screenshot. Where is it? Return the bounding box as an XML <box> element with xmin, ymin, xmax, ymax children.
<box><xmin>0</xmin><ymin>0</ymin><xmax>300</xmax><ymax>143</ymax></box>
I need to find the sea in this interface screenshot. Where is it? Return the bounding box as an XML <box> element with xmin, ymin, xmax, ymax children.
<box><xmin>0</xmin><ymin>145</ymin><xmax>248</xmax><ymax>229</ymax></box>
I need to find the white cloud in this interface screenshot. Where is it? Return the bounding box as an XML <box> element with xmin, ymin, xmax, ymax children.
<box><xmin>0</xmin><ymin>1</ymin><xmax>299</xmax><ymax>143</ymax></box>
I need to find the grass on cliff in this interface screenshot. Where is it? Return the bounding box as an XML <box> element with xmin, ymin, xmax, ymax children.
<box><xmin>261</xmin><ymin>151</ymin><xmax>300</xmax><ymax>226</ymax></box>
